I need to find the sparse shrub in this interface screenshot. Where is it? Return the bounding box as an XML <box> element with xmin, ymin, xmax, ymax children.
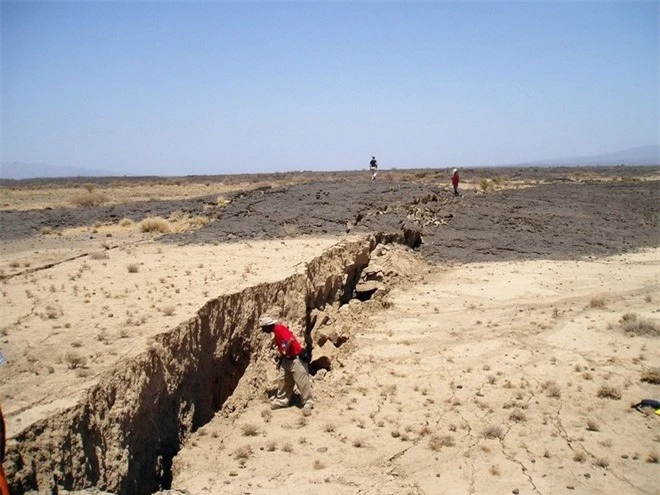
<box><xmin>41</xmin><ymin>226</ymin><xmax>54</xmax><ymax>235</ymax></box>
<box><xmin>241</xmin><ymin>424</ymin><xmax>259</xmax><ymax>437</ymax></box>
<box><xmin>489</xmin><ymin>464</ymin><xmax>501</xmax><ymax>476</ymax></box>
<box><xmin>127</xmin><ymin>263</ymin><xmax>139</xmax><ymax>273</ymax></box>
<box><xmin>597</xmin><ymin>384</ymin><xmax>621</xmax><ymax>400</ymax></box>
<box><xmin>324</xmin><ymin>423</ymin><xmax>336</xmax><ymax>433</ymax></box>
<box><xmin>266</xmin><ymin>441</ymin><xmax>277</xmax><ymax>452</ymax></box>
<box><xmin>89</xmin><ymin>251</ymin><xmax>109</xmax><ymax>260</ymax></box>
<box><xmin>479</xmin><ymin>179</ymin><xmax>492</xmax><ymax>191</ymax></box>
<box><xmin>589</xmin><ymin>297</ymin><xmax>606</xmax><ymax>308</ymax></box>
<box><xmin>139</xmin><ymin>217</ymin><xmax>172</xmax><ymax>233</ymax></box>
<box><xmin>641</xmin><ymin>367</ymin><xmax>660</xmax><ymax>384</ymax></box>
<box><xmin>646</xmin><ymin>450</ymin><xmax>659</xmax><ymax>464</ymax></box>
<box><xmin>282</xmin><ymin>442</ymin><xmax>293</xmax><ymax>453</ymax></box>
<box><xmin>65</xmin><ymin>351</ymin><xmax>86</xmax><ymax>369</ymax></box>
<box><xmin>233</xmin><ymin>445</ymin><xmax>253</xmax><ymax>460</ymax></box>
<box><xmin>352</xmin><ymin>438</ymin><xmax>365</xmax><ymax>448</ymax></box>
<box><xmin>594</xmin><ymin>457</ymin><xmax>609</xmax><ymax>468</ymax></box>
<box><xmin>161</xmin><ymin>305</ymin><xmax>175</xmax><ymax>316</ymax></box>
<box><xmin>621</xmin><ymin>316</ymin><xmax>659</xmax><ymax>337</ymax></box>
<box><xmin>509</xmin><ymin>409</ymin><xmax>526</xmax><ymax>422</ymax></box>
<box><xmin>45</xmin><ymin>306</ymin><xmax>59</xmax><ymax>319</ymax></box>
<box><xmin>70</xmin><ymin>191</ymin><xmax>108</xmax><ymax>207</ymax></box>
<box><xmin>283</xmin><ymin>223</ymin><xmax>298</xmax><ymax>237</ymax></box>
<box><xmin>428</xmin><ymin>434</ymin><xmax>455</xmax><ymax>451</ymax></box>
<box><xmin>119</xmin><ymin>218</ymin><xmax>134</xmax><ymax>227</ymax></box>
<box><xmin>541</xmin><ymin>380</ymin><xmax>561</xmax><ymax>398</ymax></box>
<box><xmin>573</xmin><ymin>451</ymin><xmax>586</xmax><ymax>463</ymax></box>
<box><xmin>482</xmin><ymin>425</ymin><xmax>504</xmax><ymax>440</ymax></box>
<box><xmin>187</xmin><ymin>216</ymin><xmax>209</xmax><ymax>228</ymax></box>
<box><xmin>313</xmin><ymin>459</ymin><xmax>325</xmax><ymax>470</ymax></box>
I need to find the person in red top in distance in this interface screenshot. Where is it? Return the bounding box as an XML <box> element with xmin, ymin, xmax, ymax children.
<box><xmin>452</xmin><ymin>168</ymin><xmax>460</xmax><ymax>196</ymax></box>
<box><xmin>259</xmin><ymin>316</ymin><xmax>314</xmax><ymax>410</ymax></box>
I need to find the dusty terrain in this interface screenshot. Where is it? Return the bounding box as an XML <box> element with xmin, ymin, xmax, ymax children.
<box><xmin>0</xmin><ymin>166</ymin><xmax>658</xmax><ymax>495</ymax></box>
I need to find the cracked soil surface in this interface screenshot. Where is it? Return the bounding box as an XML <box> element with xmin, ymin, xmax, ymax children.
<box><xmin>0</xmin><ymin>166</ymin><xmax>658</xmax><ymax>494</ymax></box>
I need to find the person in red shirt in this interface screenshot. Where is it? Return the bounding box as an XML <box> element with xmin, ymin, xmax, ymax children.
<box><xmin>452</xmin><ymin>168</ymin><xmax>460</xmax><ymax>196</ymax></box>
<box><xmin>259</xmin><ymin>316</ymin><xmax>314</xmax><ymax>410</ymax></box>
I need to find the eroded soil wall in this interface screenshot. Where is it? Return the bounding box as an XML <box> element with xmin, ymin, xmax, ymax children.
<box><xmin>5</xmin><ymin>234</ymin><xmax>396</xmax><ymax>494</ymax></box>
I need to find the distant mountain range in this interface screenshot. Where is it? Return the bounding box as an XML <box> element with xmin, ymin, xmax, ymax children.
<box><xmin>522</xmin><ymin>145</ymin><xmax>659</xmax><ymax>167</ymax></box>
<box><xmin>0</xmin><ymin>162</ymin><xmax>121</xmax><ymax>180</ymax></box>
<box><xmin>2</xmin><ymin>145</ymin><xmax>658</xmax><ymax>179</ymax></box>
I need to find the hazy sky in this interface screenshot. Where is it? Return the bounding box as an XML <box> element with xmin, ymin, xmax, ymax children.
<box><xmin>1</xmin><ymin>1</ymin><xmax>658</xmax><ymax>175</ymax></box>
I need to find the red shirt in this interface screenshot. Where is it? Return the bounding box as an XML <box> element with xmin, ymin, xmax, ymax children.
<box><xmin>452</xmin><ymin>173</ymin><xmax>459</xmax><ymax>187</ymax></box>
<box><xmin>273</xmin><ymin>323</ymin><xmax>303</xmax><ymax>358</ymax></box>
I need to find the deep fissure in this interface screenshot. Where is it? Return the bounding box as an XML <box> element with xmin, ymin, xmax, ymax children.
<box><xmin>6</xmin><ymin>230</ymin><xmax>419</xmax><ymax>495</ymax></box>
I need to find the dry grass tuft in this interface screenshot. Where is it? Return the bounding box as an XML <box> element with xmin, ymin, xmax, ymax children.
<box><xmin>541</xmin><ymin>380</ymin><xmax>561</xmax><ymax>398</ymax></box>
<box><xmin>586</xmin><ymin>418</ymin><xmax>600</xmax><ymax>431</ymax></box>
<box><xmin>127</xmin><ymin>263</ymin><xmax>139</xmax><ymax>273</ymax></box>
<box><xmin>64</xmin><ymin>351</ymin><xmax>87</xmax><ymax>369</ymax></box>
<box><xmin>89</xmin><ymin>251</ymin><xmax>109</xmax><ymax>260</ymax></box>
<box><xmin>640</xmin><ymin>367</ymin><xmax>660</xmax><ymax>385</ymax></box>
<box><xmin>597</xmin><ymin>384</ymin><xmax>621</xmax><ymax>400</ymax></box>
<box><xmin>509</xmin><ymin>409</ymin><xmax>527</xmax><ymax>422</ymax></box>
<box><xmin>428</xmin><ymin>434</ymin><xmax>455</xmax><ymax>451</ymax></box>
<box><xmin>573</xmin><ymin>450</ymin><xmax>586</xmax><ymax>463</ymax></box>
<box><xmin>139</xmin><ymin>216</ymin><xmax>172</xmax><ymax>233</ymax></box>
<box><xmin>283</xmin><ymin>223</ymin><xmax>299</xmax><ymax>237</ymax></box>
<box><xmin>594</xmin><ymin>457</ymin><xmax>609</xmax><ymax>468</ymax></box>
<box><xmin>313</xmin><ymin>459</ymin><xmax>325</xmax><ymax>470</ymax></box>
<box><xmin>119</xmin><ymin>218</ymin><xmax>134</xmax><ymax>227</ymax></box>
<box><xmin>621</xmin><ymin>315</ymin><xmax>659</xmax><ymax>337</ymax></box>
<box><xmin>489</xmin><ymin>464</ymin><xmax>501</xmax><ymax>476</ymax></box>
<box><xmin>646</xmin><ymin>450</ymin><xmax>659</xmax><ymax>464</ymax></box>
<box><xmin>233</xmin><ymin>445</ymin><xmax>253</xmax><ymax>460</ymax></box>
<box><xmin>482</xmin><ymin>425</ymin><xmax>504</xmax><ymax>440</ymax></box>
<box><xmin>589</xmin><ymin>297</ymin><xmax>606</xmax><ymax>308</ymax></box>
<box><xmin>241</xmin><ymin>424</ymin><xmax>259</xmax><ymax>437</ymax></box>
<box><xmin>70</xmin><ymin>191</ymin><xmax>108</xmax><ymax>207</ymax></box>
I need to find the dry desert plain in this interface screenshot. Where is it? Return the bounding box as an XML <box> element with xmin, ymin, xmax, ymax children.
<box><xmin>0</xmin><ymin>166</ymin><xmax>658</xmax><ymax>495</ymax></box>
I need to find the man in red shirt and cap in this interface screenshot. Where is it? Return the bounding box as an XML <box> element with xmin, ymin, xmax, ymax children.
<box><xmin>259</xmin><ymin>316</ymin><xmax>314</xmax><ymax>410</ymax></box>
<box><xmin>452</xmin><ymin>168</ymin><xmax>460</xmax><ymax>196</ymax></box>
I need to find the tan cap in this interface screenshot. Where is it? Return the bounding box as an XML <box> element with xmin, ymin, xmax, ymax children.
<box><xmin>258</xmin><ymin>316</ymin><xmax>277</xmax><ymax>327</ymax></box>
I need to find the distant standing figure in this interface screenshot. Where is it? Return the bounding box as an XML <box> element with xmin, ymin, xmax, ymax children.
<box><xmin>370</xmin><ymin>156</ymin><xmax>378</xmax><ymax>181</ymax></box>
<box><xmin>452</xmin><ymin>168</ymin><xmax>460</xmax><ymax>196</ymax></box>
<box><xmin>259</xmin><ymin>316</ymin><xmax>314</xmax><ymax>410</ymax></box>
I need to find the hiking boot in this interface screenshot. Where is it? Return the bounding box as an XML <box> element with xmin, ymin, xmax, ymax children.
<box><xmin>302</xmin><ymin>403</ymin><xmax>314</xmax><ymax>411</ymax></box>
<box><xmin>270</xmin><ymin>402</ymin><xmax>287</xmax><ymax>410</ymax></box>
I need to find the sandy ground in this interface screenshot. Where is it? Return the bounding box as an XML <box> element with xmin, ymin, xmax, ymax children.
<box><xmin>0</xmin><ymin>230</ymin><xmax>343</xmax><ymax>437</ymax></box>
<box><xmin>0</xmin><ymin>167</ymin><xmax>658</xmax><ymax>494</ymax></box>
<box><xmin>171</xmin><ymin>247</ymin><xmax>659</xmax><ymax>495</ymax></box>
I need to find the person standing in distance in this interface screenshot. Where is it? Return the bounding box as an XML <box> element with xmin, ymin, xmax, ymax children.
<box><xmin>259</xmin><ymin>316</ymin><xmax>314</xmax><ymax>410</ymax></box>
<box><xmin>452</xmin><ymin>168</ymin><xmax>460</xmax><ymax>196</ymax></box>
<box><xmin>369</xmin><ymin>156</ymin><xmax>378</xmax><ymax>181</ymax></box>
